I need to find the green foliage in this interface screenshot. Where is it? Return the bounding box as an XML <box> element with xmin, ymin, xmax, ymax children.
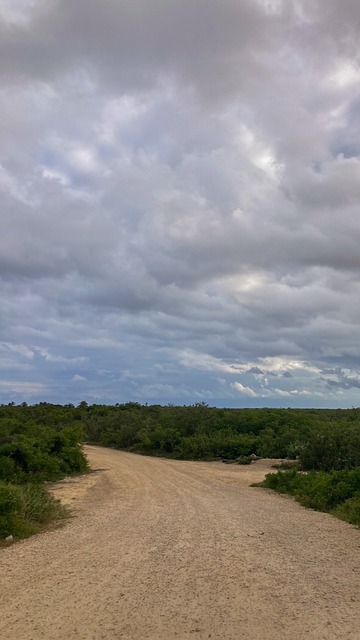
<box><xmin>299</xmin><ymin>425</ymin><xmax>360</xmax><ymax>471</ymax></box>
<box><xmin>0</xmin><ymin>419</ymin><xmax>88</xmax><ymax>484</ymax></box>
<box><xmin>0</xmin><ymin>406</ymin><xmax>87</xmax><ymax>540</ymax></box>
<box><xmin>1</xmin><ymin>402</ymin><xmax>360</xmax><ymax>467</ymax></box>
<box><xmin>235</xmin><ymin>456</ymin><xmax>254</xmax><ymax>465</ymax></box>
<box><xmin>271</xmin><ymin>460</ymin><xmax>299</xmax><ymax>470</ymax></box>
<box><xmin>176</xmin><ymin>431</ymin><xmax>256</xmax><ymax>460</ymax></box>
<box><xmin>0</xmin><ymin>482</ymin><xmax>67</xmax><ymax>539</ymax></box>
<box><xmin>78</xmin><ymin>404</ymin><xmax>360</xmax><ymax>469</ymax></box>
<box><xmin>259</xmin><ymin>468</ymin><xmax>360</xmax><ymax>527</ymax></box>
<box><xmin>333</xmin><ymin>496</ymin><xmax>360</xmax><ymax>526</ymax></box>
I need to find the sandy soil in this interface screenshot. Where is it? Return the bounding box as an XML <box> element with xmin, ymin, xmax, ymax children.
<box><xmin>1</xmin><ymin>446</ymin><xmax>360</xmax><ymax>640</ymax></box>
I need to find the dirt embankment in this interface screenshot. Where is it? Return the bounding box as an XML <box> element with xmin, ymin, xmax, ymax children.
<box><xmin>1</xmin><ymin>446</ymin><xmax>359</xmax><ymax>640</ymax></box>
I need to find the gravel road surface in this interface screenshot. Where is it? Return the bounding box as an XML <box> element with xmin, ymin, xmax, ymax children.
<box><xmin>1</xmin><ymin>445</ymin><xmax>360</xmax><ymax>640</ymax></box>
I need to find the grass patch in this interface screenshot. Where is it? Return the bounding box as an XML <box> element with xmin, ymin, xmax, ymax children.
<box><xmin>333</xmin><ymin>496</ymin><xmax>360</xmax><ymax>526</ymax></box>
<box><xmin>0</xmin><ymin>481</ymin><xmax>68</xmax><ymax>541</ymax></box>
<box><xmin>256</xmin><ymin>468</ymin><xmax>360</xmax><ymax>527</ymax></box>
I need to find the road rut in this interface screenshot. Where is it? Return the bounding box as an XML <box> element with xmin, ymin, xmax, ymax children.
<box><xmin>1</xmin><ymin>445</ymin><xmax>360</xmax><ymax>640</ymax></box>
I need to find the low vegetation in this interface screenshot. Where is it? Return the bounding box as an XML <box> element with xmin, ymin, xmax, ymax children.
<box><xmin>0</xmin><ymin>407</ymin><xmax>88</xmax><ymax>540</ymax></box>
<box><xmin>257</xmin><ymin>418</ymin><xmax>360</xmax><ymax>526</ymax></box>
<box><xmin>258</xmin><ymin>468</ymin><xmax>360</xmax><ymax>526</ymax></box>
<box><xmin>0</xmin><ymin>402</ymin><xmax>359</xmax><ymax>533</ymax></box>
<box><xmin>0</xmin><ymin>482</ymin><xmax>67</xmax><ymax>540</ymax></box>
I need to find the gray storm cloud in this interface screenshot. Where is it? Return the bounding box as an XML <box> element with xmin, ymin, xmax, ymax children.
<box><xmin>1</xmin><ymin>0</ymin><xmax>360</xmax><ymax>405</ymax></box>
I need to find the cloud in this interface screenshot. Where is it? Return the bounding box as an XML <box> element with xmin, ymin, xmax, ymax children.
<box><xmin>231</xmin><ymin>382</ymin><xmax>258</xmax><ymax>398</ymax></box>
<box><xmin>1</xmin><ymin>342</ymin><xmax>34</xmax><ymax>359</ymax></box>
<box><xmin>0</xmin><ymin>381</ymin><xmax>45</xmax><ymax>395</ymax></box>
<box><xmin>322</xmin><ymin>371</ymin><xmax>360</xmax><ymax>390</ymax></box>
<box><xmin>1</xmin><ymin>1</ymin><xmax>360</xmax><ymax>406</ymax></box>
<box><xmin>247</xmin><ymin>367</ymin><xmax>265</xmax><ymax>375</ymax></box>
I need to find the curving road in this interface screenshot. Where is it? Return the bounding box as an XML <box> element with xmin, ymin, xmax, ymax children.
<box><xmin>1</xmin><ymin>445</ymin><xmax>360</xmax><ymax>640</ymax></box>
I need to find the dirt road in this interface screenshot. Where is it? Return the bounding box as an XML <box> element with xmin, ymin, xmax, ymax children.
<box><xmin>1</xmin><ymin>446</ymin><xmax>360</xmax><ymax>640</ymax></box>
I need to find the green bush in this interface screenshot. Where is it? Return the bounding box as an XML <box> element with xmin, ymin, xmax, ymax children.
<box><xmin>0</xmin><ymin>483</ymin><xmax>21</xmax><ymax>517</ymax></box>
<box><xmin>258</xmin><ymin>468</ymin><xmax>360</xmax><ymax>527</ymax></box>
<box><xmin>236</xmin><ymin>456</ymin><xmax>254</xmax><ymax>465</ymax></box>
<box><xmin>271</xmin><ymin>460</ymin><xmax>299</xmax><ymax>470</ymax></box>
<box><xmin>0</xmin><ymin>424</ymin><xmax>88</xmax><ymax>484</ymax></box>
<box><xmin>0</xmin><ymin>410</ymin><xmax>88</xmax><ymax>541</ymax></box>
<box><xmin>0</xmin><ymin>481</ymin><xmax>67</xmax><ymax>539</ymax></box>
<box><xmin>300</xmin><ymin>426</ymin><xmax>360</xmax><ymax>471</ymax></box>
<box><xmin>176</xmin><ymin>431</ymin><xmax>256</xmax><ymax>460</ymax></box>
<box><xmin>333</xmin><ymin>495</ymin><xmax>360</xmax><ymax>526</ymax></box>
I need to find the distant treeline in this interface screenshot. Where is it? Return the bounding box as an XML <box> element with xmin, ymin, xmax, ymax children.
<box><xmin>2</xmin><ymin>401</ymin><xmax>360</xmax><ymax>470</ymax></box>
<box><xmin>1</xmin><ymin>402</ymin><xmax>360</xmax><ymax>533</ymax></box>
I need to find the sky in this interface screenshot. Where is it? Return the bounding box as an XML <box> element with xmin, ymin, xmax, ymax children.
<box><xmin>1</xmin><ymin>0</ymin><xmax>360</xmax><ymax>407</ymax></box>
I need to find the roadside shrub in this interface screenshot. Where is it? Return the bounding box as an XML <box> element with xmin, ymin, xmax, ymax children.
<box><xmin>0</xmin><ymin>481</ymin><xmax>67</xmax><ymax>539</ymax></box>
<box><xmin>0</xmin><ymin>483</ymin><xmax>21</xmax><ymax>517</ymax></box>
<box><xmin>258</xmin><ymin>468</ymin><xmax>360</xmax><ymax>527</ymax></box>
<box><xmin>299</xmin><ymin>426</ymin><xmax>360</xmax><ymax>471</ymax></box>
<box><xmin>236</xmin><ymin>456</ymin><xmax>254</xmax><ymax>465</ymax></box>
<box><xmin>0</xmin><ymin>425</ymin><xmax>88</xmax><ymax>484</ymax></box>
<box><xmin>177</xmin><ymin>431</ymin><xmax>256</xmax><ymax>460</ymax></box>
<box><xmin>258</xmin><ymin>468</ymin><xmax>300</xmax><ymax>493</ymax></box>
<box><xmin>333</xmin><ymin>496</ymin><xmax>360</xmax><ymax>526</ymax></box>
<box><xmin>271</xmin><ymin>460</ymin><xmax>299</xmax><ymax>470</ymax></box>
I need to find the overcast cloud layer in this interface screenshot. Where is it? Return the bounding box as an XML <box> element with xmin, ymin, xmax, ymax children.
<box><xmin>1</xmin><ymin>0</ymin><xmax>360</xmax><ymax>407</ymax></box>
